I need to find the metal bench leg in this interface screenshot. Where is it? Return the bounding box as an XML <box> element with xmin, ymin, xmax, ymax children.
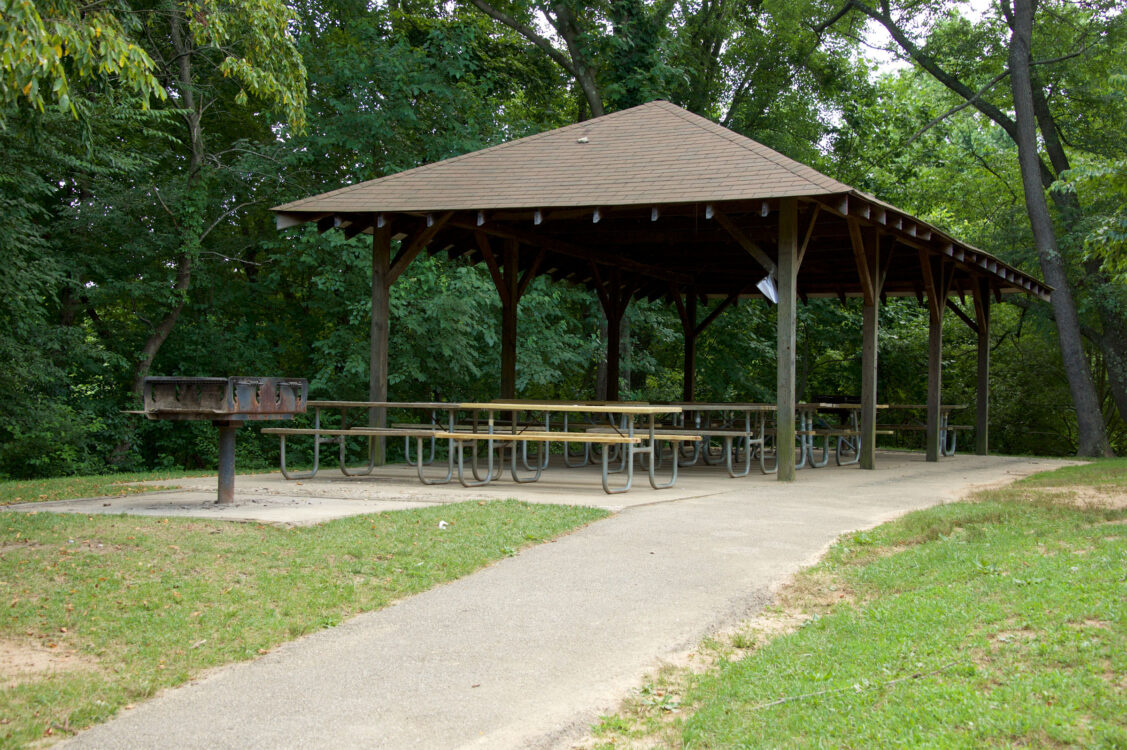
<box><xmin>700</xmin><ymin>436</ymin><xmax>724</xmax><ymax>465</ymax></box>
<box><xmin>469</xmin><ymin>437</ymin><xmax>504</xmax><ymax>482</ymax></box>
<box><xmin>455</xmin><ymin>439</ymin><xmax>498</xmax><ymax>487</ymax></box>
<box><xmin>758</xmin><ymin>429</ymin><xmax>779</xmax><ymax>474</ymax></box>
<box><xmin>339</xmin><ymin>434</ymin><xmax>377</xmax><ymax>476</ymax></box>
<box><xmin>510</xmin><ymin>443</ymin><xmax>545</xmax><ymax>483</ymax></box>
<box><xmin>647</xmin><ymin>439</ymin><xmax>678</xmax><ymax>489</ymax></box>
<box><xmin>809</xmin><ymin>433</ymin><xmax>831</xmax><ymax>468</ymax></box>
<box><xmin>941</xmin><ymin>416</ymin><xmax>957</xmax><ymax>456</ymax></box>
<box><xmin>564</xmin><ymin>441</ymin><xmax>590</xmax><ymax>467</ymax></box>
<box><xmin>562</xmin><ymin>413</ymin><xmax>590</xmax><ymax>467</ymax></box>
<box><xmin>416</xmin><ymin>437</ymin><xmax>454</xmax><ymax>485</ymax></box>
<box><xmin>726</xmin><ymin>436</ymin><xmax>756</xmax><ymax>478</ymax></box>
<box><xmin>836</xmin><ymin>435</ymin><xmax>861</xmax><ymax>466</ymax></box>
<box><xmin>404</xmin><ymin>432</ymin><xmax>437</xmax><ymax>467</ymax></box>
<box><xmin>601</xmin><ymin>442</ymin><xmax>636</xmax><ymax>494</ymax></box>
<box><xmin>278</xmin><ymin>434</ymin><xmax>320</xmax><ymax>480</ymax></box>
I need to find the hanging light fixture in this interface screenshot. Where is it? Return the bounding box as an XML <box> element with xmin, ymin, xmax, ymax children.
<box><xmin>757</xmin><ymin>271</ymin><xmax>779</xmax><ymax>304</ymax></box>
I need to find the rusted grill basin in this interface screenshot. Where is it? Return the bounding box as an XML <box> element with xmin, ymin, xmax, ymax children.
<box><xmin>142</xmin><ymin>377</ymin><xmax>308</xmax><ymax>504</ymax></box>
<box><xmin>143</xmin><ymin>376</ymin><xmax>307</xmax><ymax>421</ymax></box>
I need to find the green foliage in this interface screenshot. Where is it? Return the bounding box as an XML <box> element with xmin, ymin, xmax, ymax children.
<box><xmin>0</xmin><ymin>0</ymin><xmax>165</xmax><ymax>123</ymax></box>
<box><xmin>181</xmin><ymin>0</ymin><xmax>308</xmax><ymax>130</ymax></box>
<box><xmin>2</xmin><ymin>0</ymin><xmax>1125</xmax><ymax>477</ymax></box>
<box><xmin>1056</xmin><ymin>75</ymin><xmax>1127</xmax><ymax>282</ymax></box>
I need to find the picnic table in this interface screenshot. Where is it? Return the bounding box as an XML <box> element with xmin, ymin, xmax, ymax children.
<box><xmin>879</xmin><ymin>404</ymin><xmax>969</xmax><ymax>456</ymax></box>
<box><xmin>262</xmin><ymin>400</ymin><xmax>700</xmax><ymax>494</ymax></box>
<box><xmin>448</xmin><ymin>402</ymin><xmax>698</xmax><ymax>494</ymax></box>
<box><xmin>261</xmin><ymin>400</ymin><xmax>460</xmax><ymax>481</ymax></box>
<box><xmin>659</xmin><ymin>402</ymin><xmax>776</xmax><ymax>476</ymax></box>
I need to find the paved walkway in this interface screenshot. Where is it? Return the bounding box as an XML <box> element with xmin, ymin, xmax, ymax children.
<box><xmin>55</xmin><ymin>452</ymin><xmax>1068</xmax><ymax>749</ymax></box>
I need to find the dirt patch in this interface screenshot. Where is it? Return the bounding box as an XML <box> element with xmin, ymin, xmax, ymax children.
<box><xmin>571</xmin><ymin>572</ymin><xmax>857</xmax><ymax>750</ymax></box>
<box><xmin>0</xmin><ymin>638</ymin><xmax>98</xmax><ymax>687</ymax></box>
<box><xmin>1033</xmin><ymin>487</ymin><xmax>1127</xmax><ymax>510</ymax></box>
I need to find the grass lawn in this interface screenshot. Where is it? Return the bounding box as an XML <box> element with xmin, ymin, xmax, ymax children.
<box><xmin>0</xmin><ymin>470</ymin><xmax>220</xmax><ymax>506</ymax></box>
<box><xmin>590</xmin><ymin>459</ymin><xmax>1127</xmax><ymax>748</ymax></box>
<box><xmin>0</xmin><ymin>499</ymin><xmax>607</xmax><ymax>746</ymax></box>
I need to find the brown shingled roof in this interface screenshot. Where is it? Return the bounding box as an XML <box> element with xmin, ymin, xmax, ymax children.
<box><xmin>272</xmin><ymin>100</ymin><xmax>852</xmax><ymax>213</ymax></box>
<box><xmin>271</xmin><ymin>100</ymin><xmax>1050</xmax><ymax>302</ymax></box>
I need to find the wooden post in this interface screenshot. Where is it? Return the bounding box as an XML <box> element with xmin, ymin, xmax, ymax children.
<box><xmin>368</xmin><ymin>223</ymin><xmax>391</xmax><ymax>464</ymax></box>
<box><xmin>478</xmin><ymin>234</ymin><xmax>543</xmax><ymax>401</ymax></box>
<box><xmin>683</xmin><ymin>293</ymin><xmax>697</xmax><ymax>402</ymax></box>
<box><xmin>849</xmin><ymin>219</ymin><xmax>882</xmax><ymax>470</ymax></box>
<box><xmin>776</xmin><ymin>198</ymin><xmax>798</xmax><ymax>481</ymax></box>
<box><xmin>606</xmin><ymin>293</ymin><xmax>623</xmax><ymax>402</ymax></box>
<box><xmin>592</xmin><ymin>267</ymin><xmax>629</xmax><ymax>402</ymax></box>
<box><xmin>920</xmin><ymin>252</ymin><xmax>949</xmax><ymax>462</ymax></box>
<box><xmin>500</xmin><ymin>238</ymin><xmax>519</xmax><ymax>399</ymax></box>
<box><xmin>926</xmin><ymin>306</ymin><xmax>943</xmax><ymax>462</ymax></box>
<box><xmin>973</xmin><ymin>277</ymin><xmax>991</xmax><ymax>455</ymax></box>
<box><xmin>861</xmin><ymin>297</ymin><xmax>879</xmax><ymax>469</ymax></box>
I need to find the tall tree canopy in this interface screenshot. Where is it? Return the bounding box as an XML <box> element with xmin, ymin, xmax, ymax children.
<box><xmin>0</xmin><ymin>0</ymin><xmax>1122</xmax><ymax>477</ymax></box>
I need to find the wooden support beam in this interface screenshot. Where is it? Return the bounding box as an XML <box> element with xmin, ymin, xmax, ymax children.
<box><xmin>848</xmin><ymin>218</ymin><xmax>875</xmax><ymax>307</ymax></box>
<box><xmin>860</xmin><ymin>225</ymin><xmax>883</xmax><ymax>471</ymax></box>
<box><xmin>972</xmin><ymin>277</ymin><xmax>991</xmax><ymax>455</ymax></box>
<box><xmin>919</xmin><ymin>251</ymin><xmax>952</xmax><ymax>462</ymax></box>
<box><xmin>591</xmin><ymin>266</ymin><xmax>635</xmax><ymax>401</ymax></box>
<box><xmin>450</xmin><ymin>218</ymin><xmax>691</xmax><ymax>285</ymax></box>
<box><xmin>389</xmin><ymin>211</ymin><xmax>453</xmax><ymax>284</ymax></box>
<box><xmin>368</xmin><ymin>223</ymin><xmax>392</xmax><ymax>465</ymax></box>
<box><xmin>516</xmin><ymin>249</ymin><xmax>545</xmax><ymax>299</ymax></box>
<box><xmin>480</xmin><ymin>235</ymin><xmax>542</xmax><ymax>400</ymax></box>
<box><xmin>797</xmin><ymin>204</ymin><xmax>821</xmax><ymax>270</ymax></box>
<box><xmin>777</xmin><ymin>198</ymin><xmax>799</xmax><ymax>481</ymax></box>
<box><xmin>694</xmin><ymin>288</ymin><xmax>743</xmax><ymax>337</ymax></box>
<box><xmin>683</xmin><ymin>292</ymin><xmax>698</xmax><ymax>401</ymax></box>
<box><xmin>476</xmin><ymin>232</ymin><xmax>508</xmax><ymax>306</ymax></box>
<box><xmin>945</xmin><ymin>298</ymin><xmax>979</xmax><ymax>334</ymax></box>
<box><xmin>712</xmin><ymin>208</ymin><xmax>777</xmax><ymax>275</ymax></box>
<box><xmin>500</xmin><ymin>238</ymin><xmax>519</xmax><ymax>399</ymax></box>
<box><xmin>343</xmin><ymin>214</ymin><xmax>374</xmax><ymax>240</ymax></box>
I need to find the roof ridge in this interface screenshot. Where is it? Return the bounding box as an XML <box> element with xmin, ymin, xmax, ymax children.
<box><xmin>659</xmin><ymin>103</ymin><xmax>852</xmax><ymax>193</ymax></box>
<box><xmin>280</xmin><ymin>104</ymin><xmax>663</xmax><ymax>211</ymax></box>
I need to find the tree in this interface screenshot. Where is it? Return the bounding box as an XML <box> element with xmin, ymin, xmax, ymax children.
<box><xmin>815</xmin><ymin>0</ymin><xmax>1121</xmax><ymax>456</ymax></box>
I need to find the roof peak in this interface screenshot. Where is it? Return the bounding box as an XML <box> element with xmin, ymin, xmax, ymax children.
<box><xmin>273</xmin><ymin>100</ymin><xmax>852</xmax><ymax>214</ymax></box>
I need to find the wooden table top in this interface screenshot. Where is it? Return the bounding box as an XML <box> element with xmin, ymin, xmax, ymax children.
<box><xmin>461</xmin><ymin>402</ymin><xmax>682</xmax><ymax>415</ymax></box>
<box><xmin>307</xmin><ymin>401</ymin><xmax>461</xmax><ymax>409</ymax></box>
<box><xmin>665</xmin><ymin>402</ymin><xmax>776</xmax><ymax>411</ymax></box>
<box><xmin>886</xmin><ymin>404</ymin><xmax>968</xmax><ymax>410</ymax></box>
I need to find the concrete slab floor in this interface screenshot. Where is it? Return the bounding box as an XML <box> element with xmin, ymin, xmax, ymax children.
<box><xmin>11</xmin><ymin>451</ymin><xmax>1071</xmax><ymax>749</ymax></box>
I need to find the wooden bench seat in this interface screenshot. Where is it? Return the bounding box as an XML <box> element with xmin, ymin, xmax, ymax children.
<box><xmin>435</xmin><ymin>431</ymin><xmax>642</xmax><ymax>444</ymax></box>
<box><xmin>876</xmin><ymin>424</ymin><xmax>971</xmax><ymax>431</ymax></box>
<box><xmin>261</xmin><ymin>427</ymin><xmax>439</xmax><ymax>438</ymax></box>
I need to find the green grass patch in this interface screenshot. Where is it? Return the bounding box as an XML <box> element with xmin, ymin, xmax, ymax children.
<box><xmin>1016</xmin><ymin>456</ymin><xmax>1127</xmax><ymax>489</ymax></box>
<box><xmin>0</xmin><ymin>471</ymin><xmax>219</xmax><ymax>507</ymax></box>
<box><xmin>592</xmin><ymin>462</ymin><xmax>1127</xmax><ymax>749</ymax></box>
<box><xmin>0</xmin><ymin>500</ymin><xmax>607</xmax><ymax>746</ymax></box>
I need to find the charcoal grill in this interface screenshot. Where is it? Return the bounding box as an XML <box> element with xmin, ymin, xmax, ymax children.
<box><xmin>143</xmin><ymin>377</ymin><xmax>308</xmax><ymax>503</ymax></box>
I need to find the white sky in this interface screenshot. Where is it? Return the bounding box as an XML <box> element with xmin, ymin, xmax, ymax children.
<box><xmin>865</xmin><ymin>0</ymin><xmax>996</xmax><ymax>75</ymax></box>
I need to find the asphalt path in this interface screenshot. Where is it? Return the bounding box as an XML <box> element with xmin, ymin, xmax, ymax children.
<box><xmin>60</xmin><ymin>452</ymin><xmax>1066</xmax><ymax>749</ymax></box>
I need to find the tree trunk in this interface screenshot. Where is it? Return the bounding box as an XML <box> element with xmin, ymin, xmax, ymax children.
<box><xmin>1006</xmin><ymin>0</ymin><xmax>1111</xmax><ymax>456</ymax></box>
<box><xmin>131</xmin><ymin>6</ymin><xmax>202</xmax><ymax>397</ymax></box>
